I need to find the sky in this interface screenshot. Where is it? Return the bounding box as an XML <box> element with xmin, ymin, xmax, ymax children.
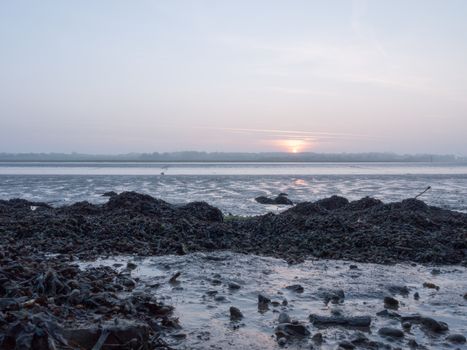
<box><xmin>0</xmin><ymin>0</ymin><xmax>466</xmax><ymax>154</ymax></box>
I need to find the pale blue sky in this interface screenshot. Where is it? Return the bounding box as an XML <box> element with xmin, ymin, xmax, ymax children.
<box><xmin>1</xmin><ymin>0</ymin><xmax>466</xmax><ymax>154</ymax></box>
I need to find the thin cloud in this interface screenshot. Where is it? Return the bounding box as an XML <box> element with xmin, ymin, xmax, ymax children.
<box><xmin>196</xmin><ymin>127</ymin><xmax>379</xmax><ymax>141</ymax></box>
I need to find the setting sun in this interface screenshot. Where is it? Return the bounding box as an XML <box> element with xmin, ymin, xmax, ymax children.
<box><xmin>280</xmin><ymin>139</ymin><xmax>309</xmax><ymax>153</ymax></box>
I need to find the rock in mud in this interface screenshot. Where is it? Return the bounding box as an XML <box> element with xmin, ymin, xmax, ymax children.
<box><xmin>401</xmin><ymin>314</ymin><xmax>449</xmax><ymax>333</ymax></box>
<box><xmin>338</xmin><ymin>340</ymin><xmax>356</xmax><ymax>349</ymax></box>
<box><xmin>378</xmin><ymin>327</ymin><xmax>404</xmax><ymax>338</ymax></box>
<box><xmin>384</xmin><ymin>296</ymin><xmax>399</xmax><ymax>309</ymax></box>
<box><xmin>169</xmin><ymin>271</ymin><xmax>181</xmax><ymax>283</ymax></box>
<box><xmin>423</xmin><ymin>282</ymin><xmax>439</xmax><ymax>290</ymax></box>
<box><xmin>312</xmin><ymin>332</ymin><xmax>323</xmax><ymax>343</ymax></box>
<box><xmin>420</xmin><ymin>317</ymin><xmax>449</xmax><ymax>333</ymax></box>
<box><xmin>387</xmin><ymin>285</ymin><xmax>410</xmax><ymax>296</ymax></box>
<box><xmin>275</xmin><ymin>323</ymin><xmax>310</xmax><ymax>338</ymax></box>
<box><xmin>285</xmin><ymin>284</ymin><xmax>304</xmax><ymax>293</ymax></box>
<box><xmin>402</xmin><ymin>321</ymin><xmax>412</xmax><ymax>330</ymax></box>
<box><xmin>229</xmin><ymin>306</ymin><xmax>243</xmax><ymax>320</ymax></box>
<box><xmin>309</xmin><ymin>314</ymin><xmax>371</xmax><ymax>328</ymax></box>
<box><xmin>446</xmin><ymin>334</ymin><xmax>466</xmax><ymax>344</ymax></box>
<box><xmin>321</xmin><ymin>289</ymin><xmax>345</xmax><ymax>304</ymax></box>
<box><xmin>102</xmin><ymin>191</ymin><xmax>118</xmax><ymax>197</ymax></box>
<box><xmin>228</xmin><ymin>282</ymin><xmax>241</xmax><ymax>290</ymax></box>
<box><xmin>376</xmin><ymin>309</ymin><xmax>400</xmax><ymax>318</ymax></box>
<box><xmin>255</xmin><ymin>193</ymin><xmax>293</xmax><ymax>205</ymax></box>
<box><xmin>278</xmin><ymin>312</ymin><xmax>291</xmax><ymax>324</ymax></box>
<box><xmin>258</xmin><ymin>294</ymin><xmax>271</xmax><ymax>305</ymax></box>
<box><xmin>277</xmin><ymin>337</ymin><xmax>287</xmax><ymax>346</ymax></box>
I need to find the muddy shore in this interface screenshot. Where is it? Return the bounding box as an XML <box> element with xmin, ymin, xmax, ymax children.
<box><xmin>1</xmin><ymin>192</ymin><xmax>466</xmax><ymax>349</ymax></box>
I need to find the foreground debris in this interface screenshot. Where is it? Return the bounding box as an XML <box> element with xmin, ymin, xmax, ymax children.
<box><xmin>0</xmin><ymin>247</ymin><xmax>176</xmax><ymax>349</ymax></box>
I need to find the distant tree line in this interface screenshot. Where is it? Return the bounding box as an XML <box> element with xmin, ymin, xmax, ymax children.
<box><xmin>0</xmin><ymin>152</ymin><xmax>465</xmax><ymax>162</ymax></box>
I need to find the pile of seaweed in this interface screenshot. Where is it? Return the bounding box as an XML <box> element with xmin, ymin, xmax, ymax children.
<box><xmin>1</xmin><ymin>192</ymin><xmax>465</xmax><ymax>265</ymax></box>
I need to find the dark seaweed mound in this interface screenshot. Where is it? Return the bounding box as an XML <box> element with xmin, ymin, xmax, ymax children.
<box><xmin>1</xmin><ymin>192</ymin><xmax>465</xmax><ymax>265</ymax></box>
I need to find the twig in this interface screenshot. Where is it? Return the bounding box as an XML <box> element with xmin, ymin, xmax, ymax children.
<box><xmin>414</xmin><ymin>186</ymin><xmax>431</xmax><ymax>199</ymax></box>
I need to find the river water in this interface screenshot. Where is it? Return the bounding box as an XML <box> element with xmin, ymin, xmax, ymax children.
<box><xmin>0</xmin><ymin>162</ymin><xmax>466</xmax><ymax>215</ymax></box>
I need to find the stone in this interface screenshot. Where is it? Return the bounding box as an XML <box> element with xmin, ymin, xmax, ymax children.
<box><xmin>286</xmin><ymin>284</ymin><xmax>304</xmax><ymax>293</ymax></box>
<box><xmin>378</xmin><ymin>327</ymin><xmax>404</xmax><ymax>338</ymax></box>
<box><xmin>423</xmin><ymin>282</ymin><xmax>439</xmax><ymax>290</ymax></box>
<box><xmin>402</xmin><ymin>321</ymin><xmax>412</xmax><ymax>330</ymax></box>
<box><xmin>312</xmin><ymin>332</ymin><xmax>323</xmax><ymax>343</ymax></box>
<box><xmin>169</xmin><ymin>271</ymin><xmax>181</xmax><ymax>283</ymax></box>
<box><xmin>384</xmin><ymin>296</ymin><xmax>399</xmax><ymax>309</ymax></box>
<box><xmin>229</xmin><ymin>306</ymin><xmax>243</xmax><ymax>320</ymax></box>
<box><xmin>277</xmin><ymin>337</ymin><xmax>287</xmax><ymax>346</ymax></box>
<box><xmin>275</xmin><ymin>323</ymin><xmax>310</xmax><ymax>338</ymax></box>
<box><xmin>309</xmin><ymin>314</ymin><xmax>371</xmax><ymax>327</ymax></box>
<box><xmin>278</xmin><ymin>312</ymin><xmax>291</xmax><ymax>324</ymax></box>
<box><xmin>102</xmin><ymin>191</ymin><xmax>118</xmax><ymax>197</ymax></box>
<box><xmin>420</xmin><ymin>317</ymin><xmax>449</xmax><ymax>333</ymax></box>
<box><xmin>255</xmin><ymin>193</ymin><xmax>293</xmax><ymax>205</ymax></box>
<box><xmin>258</xmin><ymin>294</ymin><xmax>271</xmax><ymax>305</ymax></box>
<box><xmin>126</xmin><ymin>261</ymin><xmax>137</xmax><ymax>270</ymax></box>
<box><xmin>446</xmin><ymin>334</ymin><xmax>466</xmax><ymax>344</ymax></box>
<box><xmin>338</xmin><ymin>341</ymin><xmax>355</xmax><ymax>349</ymax></box>
<box><xmin>228</xmin><ymin>282</ymin><xmax>241</xmax><ymax>290</ymax></box>
<box><xmin>387</xmin><ymin>285</ymin><xmax>410</xmax><ymax>296</ymax></box>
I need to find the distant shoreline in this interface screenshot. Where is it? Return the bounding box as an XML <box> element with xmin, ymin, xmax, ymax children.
<box><xmin>1</xmin><ymin>160</ymin><xmax>467</xmax><ymax>164</ymax></box>
<box><xmin>1</xmin><ymin>151</ymin><xmax>465</xmax><ymax>163</ymax></box>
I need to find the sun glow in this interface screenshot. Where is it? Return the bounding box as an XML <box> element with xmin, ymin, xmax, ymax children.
<box><xmin>279</xmin><ymin>139</ymin><xmax>309</xmax><ymax>153</ymax></box>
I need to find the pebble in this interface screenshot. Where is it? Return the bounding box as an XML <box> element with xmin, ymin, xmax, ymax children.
<box><xmin>229</xmin><ymin>306</ymin><xmax>243</xmax><ymax>320</ymax></box>
<box><xmin>402</xmin><ymin>321</ymin><xmax>412</xmax><ymax>330</ymax></box>
<box><xmin>310</xmin><ymin>314</ymin><xmax>371</xmax><ymax>327</ymax></box>
<box><xmin>258</xmin><ymin>294</ymin><xmax>271</xmax><ymax>305</ymax></box>
<box><xmin>338</xmin><ymin>340</ymin><xmax>355</xmax><ymax>349</ymax></box>
<box><xmin>275</xmin><ymin>323</ymin><xmax>310</xmax><ymax>338</ymax></box>
<box><xmin>384</xmin><ymin>296</ymin><xmax>399</xmax><ymax>309</ymax></box>
<box><xmin>420</xmin><ymin>317</ymin><xmax>449</xmax><ymax>332</ymax></box>
<box><xmin>423</xmin><ymin>282</ymin><xmax>439</xmax><ymax>290</ymax></box>
<box><xmin>169</xmin><ymin>271</ymin><xmax>181</xmax><ymax>283</ymax></box>
<box><xmin>378</xmin><ymin>327</ymin><xmax>404</xmax><ymax>338</ymax></box>
<box><xmin>311</xmin><ymin>332</ymin><xmax>323</xmax><ymax>343</ymax></box>
<box><xmin>278</xmin><ymin>312</ymin><xmax>291</xmax><ymax>324</ymax></box>
<box><xmin>277</xmin><ymin>337</ymin><xmax>287</xmax><ymax>346</ymax></box>
<box><xmin>286</xmin><ymin>284</ymin><xmax>304</xmax><ymax>293</ymax></box>
<box><xmin>446</xmin><ymin>334</ymin><xmax>466</xmax><ymax>344</ymax></box>
<box><xmin>126</xmin><ymin>261</ymin><xmax>137</xmax><ymax>270</ymax></box>
<box><xmin>228</xmin><ymin>282</ymin><xmax>241</xmax><ymax>290</ymax></box>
